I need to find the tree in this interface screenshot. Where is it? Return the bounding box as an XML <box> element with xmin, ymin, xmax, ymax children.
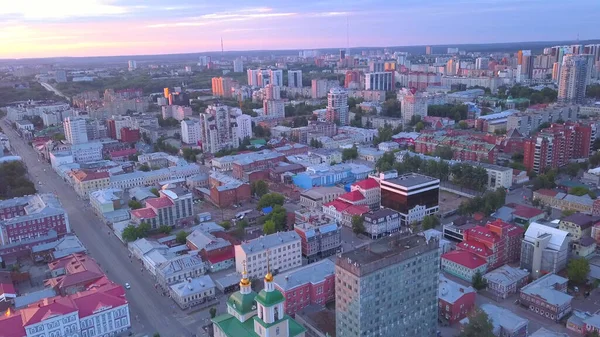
<box><xmin>122</xmin><ymin>225</ymin><xmax>140</xmax><ymax>242</ymax></box>
<box><xmin>138</xmin><ymin>222</ymin><xmax>151</xmax><ymax>237</ymax></box>
<box><xmin>376</xmin><ymin>152</ymin><xmax>396</xmax><ymax>172</ymax></box>
<box><xmin>565</xmin><ymin>162</ymin><xmax>581</xmax><ymax>178</ymax></box>
<box><xmin>257</xmin><ymin>193</ymin><xmax>285</xmax><ymax>210</ymax></box>
<box><xmin>263</xmin><ymin>220</ymin><xmax>277</xmax><ymax>235</ymax></box>
<box><xmin>158</xmin><ymin>225</ymin><xmax>172</xmax><ymax>234</ymax></box>
<box><xmin>263</xmin><ymin>205</ymin><xmax>288</xmax><ymax>231</ymax></box>
<box><xmin>570</xmin><ymin>186</ymin><xmax>590</xmax><ymax>197</ymax></box>
<box><xmin>471</xmin><ymin>271</ymin><xmax>487</xmax><ymax>290</ymax></box>
<box><xmin>219</xmin><ymin>221</ymin><xmax>231</xmax><ymax>230</ymax></box>
<box><xmin>568</xmin><ymin>258</ymin><xmax>591</xmax><ymax>284</ymax></box>
<box><xmin>150</xmin><ymin>188</ymin><xmax>160</xmax><ymax>197</ymax></box>
<box><xmin>251</xmin><ymin>180</ymin><xmax>269</xmax><ymax>197</ymax></box>
<box><xmin>433</xmin><ymin>145</ymin><xmax>454</xmax><ymax>160</ymax></box>
<box><xmin>128</xmin><ymin>200</ymin><xmax>143</xmax><ymax>210</ymax></box>
<box><xmin>209</xmin><ymin>307</ymin><xmax>217</xmax><ymax>319</ymax></box>
<box><xmin>562</xmin><ymin>209</ymin><xmax>576</xmax><ymax>217</ymax></box>
<box><xmin>351</xmin><ymin>215</ymin><xmax>365</xmax><ymax>235</ymax></box>
<box><xmin>421</xmin><ymin>215</ymin><xmax>440</xmax><ymax>230</ymax></box>
<box><xmin>139</xmin><ymin>164</ymin><xmax>151</xmax><ymax>172</ymax></box>
<box><xmin>342</xmin><ymin>146</ymin><xmax>358</xmax><ymax>161</ymax></box>
<box><xmin>458</xmin><ymin>121</ymin><xmax>469</xmax><ymax>129</ymax></box>
<box><xmin>586</xmin><ymin>331</ymin><xmax>600</xmax><ymax>337</ymax></box>
<box><xmin>176</xmin><ymin>230</ymin><xmax>189</xmax><ymax>244</ymax></box>
<box><xmin>414</xmin><ymin>121</ymin><xmax>425</xmax><ymax>132</ymax></box>
<box><xmin>459</xmin><ymin>309</ymin><xmax>495</xmax><ymax>337</ymax></box>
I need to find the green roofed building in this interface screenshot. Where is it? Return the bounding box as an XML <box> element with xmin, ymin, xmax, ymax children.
<box><xmin>212</xmin><ymin>263</ymin><xmax>306</xmax><ymax>337</ymax></box>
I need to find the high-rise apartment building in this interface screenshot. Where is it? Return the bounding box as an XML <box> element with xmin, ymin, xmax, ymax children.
<box><xmin>211</xmin><ymin>77</ymin><xmax>233</xmax><ymax>98</ymax></box>
<box><xmin>235</xmin><ymin>114</ymin><xmax>252</xmax><ymax>142</ymax></box>
<box><xmin>312</xmin><ymin>79</ymin><xmax>329</xmax><ymax>99</ymax></box>
<box><xmin>425</xmin><ymin>46</ymin><xmax>432</xmax><ymax>55</ymax></box>
<box><xmin>181</xmin><ymin>119</ymin><xmax>201</xmax><ymax>145</ymax></box>
<box><xmin>263</xmin><ymin>99</ymin><xmax>285</xmax><ymax>119</ymax></box>
<box><xmin>199</xmin><ymin>104</ymin><xmax>240</xmax><ymax>154</ymax></box>
<box><xmin>325</xmin><ymin>88</ymin><xmax>349</xmax><ymax>126</ymax></box>
<box><xmin>63</xmin><ymin>116</ymin><xmax>88</xmax><ymax>144</ymax></box>
<box><xmin>517</xmin><ymin>50</ymin><xmax>534</xmax><ymax>80</ymax></box>
<box><xmin>345</xmin><ymin>70</ymin><xmax>361</xmax><ymax>89</ymax></box>
<box><xmin>288</xmin><ymin>70</ymin><xmax>303</xmax><ymax>88</ymax></box>
<box><xmin>368</xmin><ymin>60</ymin><xmax>385</xmax><ymax>72</ymax></box>
<box><xmin>373</xmin><ymin>171</ymin><xmax>440</xmax><ymax>226</ymax></box>
<box><xmin>475</xmin><ymin>57</ymin><xmax>488</xmax><ymax>70</ymax></box>
<box><xmin>523</xmin><ymin>122</ymin><xmax>592</xmax><ymax>173</ymax></box>
<box><xmin>264</xmin><ymin>84</ymin><xmax>281</xmax><ymax>100</ymax></box>
<box><xmin>247</xmin><ymin>69</ymin><xmax>260</xmax><ymax>86</ymax></box>
<box><xmin>336</xmin><ymin>234</ymin><xmax>440</xmax><ymax>337</ymax></box>
<box><xmin>364</xmin><ymin>72</ymin><xmax>394</xmax><ymax>91</ymax></box>
<box><xmin>127</xmin><ymin>60</ymin><xmax>136</xmax><ymax>71</ymax></box>
<box><xmin>398</xmin><ymin>88</ymin><xmax>428</xmax><ymax>124</ymax></box>
<box><xmin>269</xmin><ymin>69</ymin><xmax>284</xmax><ymax>87</ymax></box>
<box><xmin>558</xmin><ymin>54</ymin><xmax>591</xmax><ymax>104</ymax></box>
<box><xmin>233</xmin><ymin>58</ymin><xmax>244</xmax><ymax>73</ymax></box>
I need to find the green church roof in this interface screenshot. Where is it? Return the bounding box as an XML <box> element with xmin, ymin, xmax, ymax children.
<box><xmin>212</xmin><ymin>313</ymin><xmax>306</xmax><ymax>337</ymax></box>
<box><xmin>255</xmin><ymin>289</ymin><xmax>285</xmax><ymax>307</ymax></box>
<box><xmin>227</xmin><ymin>291</ymin><xmax>257</xmax><ymax>315</ymax></box>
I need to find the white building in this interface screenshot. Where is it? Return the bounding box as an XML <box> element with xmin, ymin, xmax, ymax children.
<box><xmin>41</xmin><ymin>112</ymin><xmax>59</xmax><ymax>126</ymax></box>
<box><xmin>181</xmin><ymin>119</ymin><xmax>201</xmax><ymax>145</ymax></box>
<box><xmin>326</xmin><ymin>88</ymin><xmax>349</xmax><ymax>126</ymax></box>
<box><xmin>465</xmin><ymin>161</ymin><xmax>514</xmax><ymax>190</ymax></box>
<box><xmin>162</xmin><ymin>105</ymin><xmax>193</xmax><ymax>121</ymax></box>
<box><xmin>558</xmin><ymin>54</ymin><xmax>591</xmax><ymax>104</ymax></box>
<box><xmin>199</xmin><ymin>104</ymin><xmax>240</xmax><ymax>154</ymax></box>
<box><xmin>169</xmin><ymin>275</ymin><xmax>216</xmax><ymax>309</ymax></box>
<box><xmin>398</xmin><ymin>88</ymin><xmax>428</xmax><ymax>124</ymax></box>
<box><xmin>247</xmin><ymin>69</ymin><xmax>260</xmax><ymax>86</ymax></box>
<box><xmin>71</xmin><ymin>142</ymin><xmax>103</xmax><ymax>163</ymax></box>
<box><xmin>128</xmin><ymin>60</ymin><xmax>137</xmax><ymax>71</ymax></box>
<box><xmin>365</xmin><ymin>72</ymin><xmax>394</xmax><ymax>91</ymax></box>
<box><xmin>233</xmin><ymin>59</ymin><xmax>244</xmax><ymax>73</ymax></box>
<box><xmin>288</xmin><ymin>70</ymin><xmax>303</xmax><ymax>88</ymax></box>
<box><xmin>311</xmin><ymin>79</ymin><xmax>329</xmax><ymax>99</ymax></box>
<box><xmin>269</xmin><ymin>69</ymin><xmax>284</xmax><ymax>87</ymax></box>
<box><xmin>234</xmin><ymin>231</ymin><xmax>302</xmax><ymax>279</ymax></box>
<box><xmin>235</xmin><ymin>114</ymin><xmax>252</xmax><ymax>141</ymax></box>
<box><xmin>263</xmin><ymin>99</ymin><xmax>285</xmax><ymax>119</ymax></box>
<box><xmin>64</xmin><ymin>117</ymin><xmax>89</xmax><ymax>144</ymax></box>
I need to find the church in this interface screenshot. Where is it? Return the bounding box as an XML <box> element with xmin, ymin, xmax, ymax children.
<box><xmin>212</xmin><ymin>261</ymin><xmax>306</xmax><ymax>337</ymax></box>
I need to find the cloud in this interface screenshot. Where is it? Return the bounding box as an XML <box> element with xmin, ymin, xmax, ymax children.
<box><xmin>147</xmin><ymin>7</ymin><xmax>297</xmax><ymax>29</ymax></box>
<box><xmin>310</xmin><ymin>11</ymin><xmax>352</xmax><ymax>17</ymax></box>
<box><xmin>0</xmin><ymin>0</ymin><xmax>130</xmax><ymax>20</ymax></box>
<box><xmin>222</xmin><ymin>27</ymin><xmax>276</xmax><ymax>33</ymax></box>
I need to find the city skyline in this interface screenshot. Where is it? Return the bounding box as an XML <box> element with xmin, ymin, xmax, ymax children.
<box><xmin>2</xmin><ymin>0</ymin><xmax>600</xmax><ymax>59</ymax></box>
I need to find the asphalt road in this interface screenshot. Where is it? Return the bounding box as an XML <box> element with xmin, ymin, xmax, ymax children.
<box><xmin>2</xmin><ymin>120</ymin><xmax>192</xmax><ymax>337</ymax></box>
<box><xmin>39</xmin><ymin>82</ymin><xmax>70</xmax><ymax>100</ymax></box>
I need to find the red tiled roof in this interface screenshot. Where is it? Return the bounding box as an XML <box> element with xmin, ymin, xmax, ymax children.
<box><xmin>466</xmin><ymin>226</ymin><xmax>499</xmax><ymax>243</ymax></box>
<box><xmin>71</xmin><ymin>284</ymin><xmax>127</xmax><ymax>317</ymax></box>
<box><xmin>71</xmin><ymin>170</ymin><xmax>110</xmax><ymax>182</ymax></box>
<box><xmin>130</xmin><ymin>208</ymin><xmax>157</xmax><ymax>219</ymax></box>
<box><xmin>442</xmin><ymin>250</ymin><xmax>487</xmax><ymax>269</ymax></box>
<box><xmin>338</xmin><ymin>190</ymin><xmax>366</xmax><ymax>202</ymax></box>
<box><xmin>323</xmin><ymin>200</ymin><xmax>351</xmax><ymax>212</ymax></box>
<box><xmin>0</xmin><ymin>282</ymin><xmax>15</xmax><ymax>296</ymax></box>
<box><xmin>21</xmin><ymin>297</ymin><xmax>78</xmax><ymax>325</ymax></box>
<box><xmin>0</xmin><ymin>313</ymin><xmax>26</xmax><ymax>337</ymax></box>
<box><xmin>343</xmin><ymin>205</ymin><xmax>370</xmax><ymax>216</ymax></box>
<box><xmin>535</xmin><ymin>189</ymin><xmax>558</xmax><ymax>197</ymax></box>
<box><xmin>457</xmin><ymin>240</ymin><xmax>493</xmax><ymax>257</ymax></box>
<box><xmin>512</xmin><ymin>205</ymin><xmax>544</xmax><ymax>219</ymax></box>
<box><xmin>145</xmin><ymin>196</ymin><xmax>174</xmax><ymax>209</ymax></box>
<box><xmin>202</xmin><ymin>248</ymin><xmax>235</xmax><ymax>264</ymax></box>
<box><xmin>352</xmin><ymin>178</ymin><xmax>380</xmax><ymax>190</ymax></box>
<box><xmin>109</xmin><ymin>148</ymin><xmax>137</xmax><ymax>158</ymax></box>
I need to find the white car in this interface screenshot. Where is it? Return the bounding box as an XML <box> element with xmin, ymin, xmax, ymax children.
<box><xmin>125</xmin><ymin>283</ymin><xmax>131</xmax><ymax>289</ymax></box>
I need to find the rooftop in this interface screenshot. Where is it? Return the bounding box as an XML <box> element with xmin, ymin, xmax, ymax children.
<box><xmin>239</xmin><ymin>231</ymin><xmax>300</xmax><ymax>255</ymax></box>
<box><xmin>524</xmin><ymin>222</ymin><xmax>569</xmax><ymax>251</ymax></box>
<box><xmin>169</xmin><ymin>275</ymin><xmax>215</xmax><ymax>297</ymax></box>
<box><xmin>483</xmin><ymin>265</ymin><xmax>529</xmax><ymax>287</ymax></box>
<box><xmin>442</xmin><ymin>250</ymin><xmax>487</xmax><ymax>269</ymax></box>
<box><xmin>438</xmin><ymin>274</ymin><xmax>476</xmax><ymax>304</ymax></box>
<box><xmin>479</xmin><ymin>303</ymin><xmax>528</xmax><ymax>333</ymax></box>
<box><xmin>157</xmin><ymin>255</ymin><xmax>205</xmax><ymax>277</ymax></box>
<box><xmin>337</xmin><ymin>234</ymin><xmax>438</xmax><ymax>277</ymax></box>
<box><xmin>273</xmin><ymin>259</ymin><xmax>334</xmax><ymax>291</ymax></box>
<box><xmin>351</xmin><ymin>177</ymin><xmax>379</xmax><ymax>190</ymax></box>
<box><xmin>520</xmin><ymin>273</ymin><xmax>572</xmax><ymax>306</ymax></box>
<box><xmin>560</xmin><ymin>213</ymin><xmax>600</xmax><ymax>229</ymax></box>
<box><xmin>529</xmin><ymin>328</ymin><xmax>569</xmax><ymax>337</ymax></box>
<box><xmin>381</xmin><ymin>173</ymin><xmax>439</xmax><ymax>188</ymax></box>
<box><xmin>338</xmin><ymin>190</ymin><xmax>365</xmax><ymax>202</ymax></box>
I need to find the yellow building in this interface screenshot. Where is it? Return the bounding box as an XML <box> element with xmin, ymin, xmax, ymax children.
<box><xmin>558</xmin><ymin>213</ymin><xmax>599</xmax><ymax>241</ymax></box>
<box><xmin>70</xmin><ymin>170</ymin><xmax>110</xmax><ymax>199</ymax></box>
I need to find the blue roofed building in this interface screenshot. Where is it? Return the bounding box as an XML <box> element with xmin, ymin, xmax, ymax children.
<box><xmin>292</xmin><ymin>163</ymin><xmax>374</xmax><ymax>189</ymax></box>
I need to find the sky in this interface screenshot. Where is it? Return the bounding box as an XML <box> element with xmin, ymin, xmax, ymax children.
<box><xmin>1</xmin><ymin>0</ymin><xmax>599</xmax><ymax>59</ymax></box>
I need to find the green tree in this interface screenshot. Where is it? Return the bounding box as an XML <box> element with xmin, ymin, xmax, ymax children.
<box><xmin>263</xmin><ymin>205</ymin><xmax>288</xmax><ymax>231</ymax></box>
<box><xmin>375</xmin><ymin>152</ymin><xmax>396</xmax><ymax>172</ymax></box>
<box><xmin>342</xmin><ymin>146</ymin><xmax>359</xmax><ymax>161</ymax></box>
<box><xmin>176</xmin><ymin>230</ymin><xmax>189</xmax><ymax>244</ymax></box>
<box><xmin>263</xmin><ymin>220</ymin><xmax>277</xmax><ymax>235</ymax></box>
<box><xmin>459</xmin><ymin>309</ymin><xmax>495</xmax><ymax>337</ymax></box>
<box><xmin>209</xmin><ymin>307</ymin><xmax>217</xmax><ymax>319</ymax></box>
<box><xmin>586</xmin><ymin>330</ymin><xmax>600</xmax><ymax>337</ymax></box>
<box><xmin>251</xmin><ymin>180</ymin><xmax>269</xmax><ymax>197</ymax></box>
<box><xmin>257</xmin><ymin>193</ymin><xmax>285</xmax><ymax>210</ymax></box>
<box><xmin>150</xmin><ymin>188</ymin><xmax>160</xmax><ymax>197</ymax></box>
<box><xmin>471</xmin><ymin>271</ymin><xmax>487</xmax><ymax>290</ymax></box>
<box><xmin>158</xmin><ymin>225</ymin><xmax>172</xmax><ymax>234</ymax></box>
<box><xmin>128</xmin><ymin>200</ymin><xmax>143</xmax><ymax>210</ymax></box>
<box><xmin>414</xmin><ymin>121</ymin><xmax>425</xmax><ymax>132</ymax></box>
<box><xmin>122</xmin><ymin>225</ymin><xmax>140</xmax><ymax>242</ymax></box>
<box><xmin>458</xmin><ymin>121</ymin><xmax>469</xmax><ymax>129</ymax></box>
<box><xmin>433</xmin><ymin>145</ymin><xmax>454</xmax><ymax>160</ymax></box>
<box><xmin>237</xmin><ymin>219</ymin><xmax>249</xmax><ymax>229</ymax></box>
<box><xmin>421</xmin><ymin>215</ymin><xmax>440</xmax><ymax>230</ymax></box>
<box><xmin>568</xmin><ymin>257</ymin><xmax>591</xmax><ymax>284</ymax></box>
<box><xmin>219</xmin><ymin>221</ymin><xmax>231</xmax><ymax>230</ymax></box>
<box><xmin>351</xmin><ymin>215</ymin><xmax>365</xmax><ymax>235</ymax></box>
<box><xmin>153</xmin><ymin>333</ymin><xmax>161</xmax><ymax>337</ymax></box>
<box><xmin>138</xmin><ymin>222</ymin><xmax>151</xmax><ymax>237</ymax></box>
<box><xmin>570</xmin><ymin>186</ymin><xmax>590</xmax><ymax>196</ymax></box>
<box><xmin>562</xmin><ymin>209</ymin><xmax>576</xmax><ymax>217</ymax></box>
<box><xmin>565</xmin><ymin>162</ymin><xmax>580</xmax><ymax>177</ymax></box>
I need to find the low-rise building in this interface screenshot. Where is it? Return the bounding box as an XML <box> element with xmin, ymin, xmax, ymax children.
<box><xmin>70</xmin><ymin>170</ymin><xmax>110</xmax><ymax>199</ymax></box>
<box><xmin>572</xmin><ymin>236</ymin><xmax>597</xmax><ymax>258</ymax></box>
<box><xmin>483</xmin><ymin>265</ymin><xmax>529</xmax><ymax>299</ymax></box>
<box><xmin>461</xmin><ymin>303</ymin><xmax>528</xmax><ymax>337</ymax></box>
<box><xmin>169</xmin><ymin>275</ymin><xmax>216</xmax><ymax>309</ymax></box>
<box><xmin>438</xmin><ymin>274</ymin><xmax>476</xmax><ymax>325</ymax></box>
<box><xmin>567</xmin><ymin>310</ymin><xmax>593</xmax><ymax>335</ymax></box>
<box><xmin>294</xmin><ymin>221</ymin><xmax>341</xmax><ymax>263</ymax></box>
<box><xmin>130</xmin><ymin>187</ymin><xmax>194</xmax><ymax>229</ymax></box>
<box><xmin>234</xmin><ymin>231</ymin><xmax>301</xmax><ymax>279</ymax></box>
<box><xmin>350</xmin><ymin>177</ymin><xmax>381</xmax><ymax>210</ymax></box>
<box><xmin>273</xmin><ymin>259</ymin><xmax>335</xmax><ymax>316</ymax></box>
<box><xmin>156</xmin><ymin>254</ymin><xmax>206</xmax><ymax>290</ymax></box>
<box><xmin>187</xmin><ymin>230</ymin><xmax>235</xmax><ymax>272</ymax></box>
<box><xmin>441</xmin><ymin>250</ymin><xmax>487</xmax><ymax>282</ymax></box>
<box><xmin>299</xmin><ymin>186</ymin><xmax>345</xmax><ymax>209</ymax></box>
<box><xmin>46</xmin><ymin>253</ymin><xmax>105</xmax><ymax>296</ymax></box>
<box><xmin>533</xmin><ymin>189</ymin><xmax>596</xmax><ymax>214</ymax></box>
<box><xmin>362</xmin><ymin>208</ymin><xmax>401</xmax><ymax>239</ymax></box>
<box><xmin>521</xmin><ymin>222</ymin><xmax>570</xmax><ymax>278</ymax></box>
<box><xmin>519</xmin><ymin>273</ymin><xmax>572</xmax><ymax>322</ymax></box>
<box><xmin>558</xmin><ymin>212</ymin><xmax>600</xmax><ymax>241</ymax></box>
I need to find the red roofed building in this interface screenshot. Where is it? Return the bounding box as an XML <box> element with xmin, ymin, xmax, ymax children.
<box><xmin>120</xmin><ymin>127</ymin><xmax>140</xmax><ymax>143</ymax></box>
<box><xmin>338</xmin><ymin>190</ymin><xmax>367</xmax><ymax>205</ymax></box>
<box><xmin>108</xmin><ymin>148</ymin><xmax>137</xmax><ymax>162</ymax></box>
<box><xmin>456</xmin><ymin>220</ymin><xmax>524</xmax><ymax>271</ymax></box>
<box><xmin>351</xmin><ymin>178</ymin><xmax>381</xmax><ymax>210</ymax></box>
<box><xmin>0</xmin><ymin>281</ymin><xmax>130</xmax><ymax>337</ymax></box>
<box><xmin>129</xmin><ymin>188</ymin><xmax>194</xmax><ymax>229</ymax></box>
<box><xmin>46</xmin><ymin>253</ymin><xmax>106</xmax><ymax>296</ymax></box>
<box><xmin>341</xmin><ymin>205</ymin><xmax>370</xmax><ymax>227</ymax></box>
<box><xmin>441</xmin><ymin>250</ymin><xmax>488</xmax><ymax>282</ymax></box>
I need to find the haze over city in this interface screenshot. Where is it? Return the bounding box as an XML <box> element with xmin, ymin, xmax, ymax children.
<box><xmin>2</xmin><ymin>0</ymin><xmax>600</xmax><ymax>58</ymax></box>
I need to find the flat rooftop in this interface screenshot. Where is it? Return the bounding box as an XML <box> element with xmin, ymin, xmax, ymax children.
<box><xmin>336</xmin><ymin>234</ymin><xmax>438</xmax><ymax>277</ymax></box>
<box><xmin>383</xmin><ymin>173</ymin><xmax>439</xmax><ymax>188</ymax></box>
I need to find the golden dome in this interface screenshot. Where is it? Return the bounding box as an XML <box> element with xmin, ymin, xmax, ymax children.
<box><xmin>240</xmin><ymin>276</ymin><xmax>251</xmax><ymax>287</ymax></box>
<box><xmin>264</xmin><ymin>272</ymin><xmax>273</xmax><ymax>282</ymax></box>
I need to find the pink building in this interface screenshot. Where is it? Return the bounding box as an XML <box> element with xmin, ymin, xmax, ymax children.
<box><xmin>351</xmin><ymin>178</ymin><xmax>381</xmax><ymax>210</ymax></box>
<box><xmin>130</xmin><ymin>188</ymin><xmax>194</xmax><ymax>229</ymax></box>
<box><xmin>273</xmin><ymin>259</ymin><xmax>335</xmax><ymax>316</ymax></box>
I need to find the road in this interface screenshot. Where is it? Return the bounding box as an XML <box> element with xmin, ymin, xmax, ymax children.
<box><xmin>39</xmin><ymin>82</ymin><xmax>70</xmax><ymax>100</ymax></box>
<box><xmin>2</xmin><ymin>120</ymin><xmax>193</xmax><ymax>337</ymax></box>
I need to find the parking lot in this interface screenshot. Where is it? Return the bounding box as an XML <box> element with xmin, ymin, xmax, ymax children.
<box><xmin>438</xmin><ymin>190</ymin><xmax>465</xmax><ymax>216</ymax></box>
